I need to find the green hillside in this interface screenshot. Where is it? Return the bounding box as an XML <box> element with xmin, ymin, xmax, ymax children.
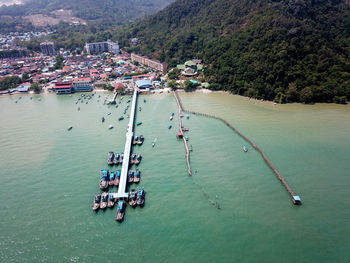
<box><xmin>120</xmin><ymin>0</ymin><xmax>350</xmax><ymax>103</ymax></box>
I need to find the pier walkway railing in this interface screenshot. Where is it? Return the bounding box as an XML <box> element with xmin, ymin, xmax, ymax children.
<box><xmin>174</xmin><ymin>90</ymin><xmax>301</xmax><ymax>205</ymax></box>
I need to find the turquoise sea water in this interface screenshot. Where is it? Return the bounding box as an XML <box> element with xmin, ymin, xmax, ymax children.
<box><xmin>0</xmin><ymin>92</ymin><xmax>349</xmax><ymax>262</ymax></box>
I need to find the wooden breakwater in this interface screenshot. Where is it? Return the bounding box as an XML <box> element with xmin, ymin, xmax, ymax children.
<box><xmin>174</xmin><ymin>90</ymin><xmax>301</xmax><ymax>205</ymax></box>
<box><xmin>173</xmin><ymin>91</ymin><xmax>192</xmax><ymax>176</ymax></box>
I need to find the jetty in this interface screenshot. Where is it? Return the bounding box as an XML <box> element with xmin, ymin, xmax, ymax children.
<box><xmin>173</xmin><ymin>91</ymin><xmax>192</xmax><ymax>176</ymax></box>
<box><xmin>174</xmin><ymin>90</ymin><xmax>301</xmax><ymax>205</ymax></box>
<box><xmin>111</xmin><ymin>87</ymin><xmax>138</xmax><ymax>199</ymax></box>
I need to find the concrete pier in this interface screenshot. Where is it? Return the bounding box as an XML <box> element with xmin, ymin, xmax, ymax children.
<box><xmin>112</xmin><ymin>86</ymin><xmax>137</xmax><ymax>199</ymax></box>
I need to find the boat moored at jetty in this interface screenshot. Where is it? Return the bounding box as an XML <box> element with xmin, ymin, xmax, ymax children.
<box><xmin>100</xmin><ymin>192</ymin><xmax>108</xmax><ymax>210</ymax></box>
<box><xmin>135</xmin><ymin>154</ymin><xmax>142</xmax><ymax>165</ymax></box>
<box><xmin>92</xmin><ymin>194</ymin><xmax>101</xmax><ymax>211</ymax></box>
<box><xmin>136</xmin><ymin>188</ymin><xmax>145</xmax><ymax>206</ymax></box>
<box><xmin>100</xmin><ymin>169</ymin><xmax>109</xmax><ymax>191</ymax></box>
<box><xmin>109</xmin><ymin>171</ymin><xmax>115</xmax><ymax>186</ymax></box>
<box><xmin>136</xmin><ymin>121</ymin><xmax>142</xmax><ymax>126</ymax></box>
<box><xmin>134</xmin><ymin>169</ymin><xmax>141</xmax><ymax>183</ymax></box>
<box><xmin>114</xmin><ymin>169</ymin><xmax>121</xmax><ymax>186</ymax></box>
<box><xmin>130</xmin><ymin>154</ymin><xmax>136</xmax><ymax>164</ymax></box>
<box><xmin>115</xmin><ymin>200</ymin><xmax>126</xmax><ymax>221</ymax></box>
<box><xmin>107</xmin><ymin>194</ymin><xmax>115</xmax><ymax>208</ymax></box>
<box><xmin>128</xmin><ymin>189</ymin><xmax>137</xmax><ymax>207</ymax></box>
<box><xmin>107</xmin><ymin>152</ymin><xmax>114</xmax><ymax>165</ymax></box>
<box><xmin>128</xmin><ymin>170</ymin><xmax>134</xmax><ymax>184</ymax></box>
<box><xmin>113</xmin><ymin>153</ymin><xmax>120</xmax><ymax>165</ymax></box>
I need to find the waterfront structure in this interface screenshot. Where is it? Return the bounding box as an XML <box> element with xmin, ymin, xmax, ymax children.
<box><xmin>85</xmin><ymin>41</ymin><xmax>119</xmax><ymax>55</ymax></box>
<box><xmin>135</xmin><ymin>79</ymin><xmax>153</xmax><ymax>91</ymax></box>
<box><xmin>131</xmin><ymin>53</ymin><xmax>167</xmax><ymax>72</ymax></box>
<box><xmin>73</xmin><ymin>78</ymin><xmax>93</xmax><ymax>92</ymax></box>
<box><xmin>40</xmin><ymin>42</ymin><xmax>56</xmax><ymax>56</ymax></box>
<box><xmin>53</xmin><ymin>82</ymin><xmax>73</xmax><ymax>94</ymax></box>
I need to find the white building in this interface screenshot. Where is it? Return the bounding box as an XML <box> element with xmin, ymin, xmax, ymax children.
<box><xmin>85</xmin><ymin>41</ymin><xmax>119</xmax><ymax>55</ymax></box>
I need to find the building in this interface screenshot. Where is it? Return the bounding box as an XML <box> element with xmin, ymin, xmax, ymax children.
<box><xmin>53</xmin><ymin>82</ymin><xmax>73</xmax><ymax>94</ymax></box>
<box><xmin>73</xmin><ymin>78</ymin><xmax>93</xmax><ymax>92</ymax></box>
<box><xmin>131</xmin><ymin>53</ymin><xmax>167</xmax><ymax>72</ymax></box>
<box><xmin>131</xmin><ymin>38</ymin><xmax>139</xmax><ymax>46</ymax></box>
<box><xmin>177</xmin><ymin>60</ymin><xmax>203</xmax><ymax>76</ymax></box>
<box><xmin>135</xmin><ymin>79</ymin><xmax>153</xmax><ymax>91</ymax></box>
<box><xmin>85</xmin><ymin>41</ymin><xmax>119</xmax><ymax>55</ymax></box>
<box><xmin>40</xmin><ymin>42</ymin><xmax>56</xmax><ymax>56</ymax></box>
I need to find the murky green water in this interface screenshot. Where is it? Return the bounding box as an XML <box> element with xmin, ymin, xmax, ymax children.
<box><xmin>0</xmin><ymin>92</ymin><xmax>349</xmax><ymax>262</ymax></box>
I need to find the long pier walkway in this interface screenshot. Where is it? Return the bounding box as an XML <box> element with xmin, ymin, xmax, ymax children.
<box><xmin>113</xmin><ymin>86</ymin><xmax>138</xmax><ymax>199</ymax></box>
<box><xmin>174</xmin><ymin>91</ymin><xmax>192</xmax><ymax>176</ymax></box>
<box><xmin>174</xmin><ymin>90</ymin><xmax>301</xmax><ymax>205</ymax></box>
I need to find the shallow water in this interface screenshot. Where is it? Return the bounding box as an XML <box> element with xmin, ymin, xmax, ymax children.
<box><xmin>0</xmin><ymin>92</ymin><xmax>349</xmax><ymax>262</ymax></box>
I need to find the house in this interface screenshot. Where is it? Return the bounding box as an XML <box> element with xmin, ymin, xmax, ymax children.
<box><xmin>53</xmin><ymin>82</ymin><xmax>73</xmax><ymax>94</ymax></box>
<box><xmin>73</xmin><ymin>78</ymin><xmax>92</xmax><ymax>92</ymax></box>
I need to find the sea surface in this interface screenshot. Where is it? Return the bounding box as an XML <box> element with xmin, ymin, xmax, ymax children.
<box><xmin>0</xmin><ymin>91</ymin><xmax>349</xmax><ymax>263</ymax></box>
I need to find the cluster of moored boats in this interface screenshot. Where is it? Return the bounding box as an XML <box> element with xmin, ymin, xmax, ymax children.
<box><xmin>99</xmin><ymin>169</ymin><xmax>141</xmax><ymax>190</ymax></box>
<box><xmin>93</xmin><ymin>188</ymin><xmax>145</xmax><ymax>221</ymax></box>
<box><xmin>107</xmin><ymin>152</ymin><xmax>142</xmax><ymax>166</ymax></box>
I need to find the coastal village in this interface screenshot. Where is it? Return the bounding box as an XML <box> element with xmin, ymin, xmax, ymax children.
<box><xmin>0</xmin><ymin>34</ymin><xmax>207</xmax><ymax>96</ymax></box>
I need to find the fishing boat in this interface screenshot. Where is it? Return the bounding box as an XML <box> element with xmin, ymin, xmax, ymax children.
<box><xmin>107</xmin><ymin>194</ymin><xmax>115</xmax><ymax>208</ymax></box>
<box><xmin>128</xmin><ymin>190</ymin><xmax>137</xmax><ymax>207</ymax></box>
<box><xmin>100</xmin><ymin>169</ymin><xmax>109</xmax><ymax>191</ymax></box>
<box><xmin>113</xmin><ymin>153</ymin><xmax>120</xmax><ymax>165</ymax></box>
<box><xmin>135</xmin><ymin>154</ymin><xmax>142</xmax><ymax>165</ymax></box>
<box><xmin>92</xmin><ymin>194</ymin><xmax>101</xmax><ymax>211</ymax></box>
<box><xmin>109</xmin><ymin>171</ymin><xmax>115</xmax><ymax>186</ymax></box>
<box><xmin>107</xmin><ymin>152</ymin><xmax>114</xmax><ymax>165</ymax></box>
<box><xmin>136</xmin><ymin>122</ymin><xmax>142</xmax><ymax>126</ymax></box>
<box><xmin>100</xmin><ymin>192</ymin><xmax>108</xmax><ymax>210</ymax></box>
<box><xmin>67</xmin><ymin>126</ymin><xmax>73</xmax><ymax>131</ymax></box>
<box><xmin>128</xmin><ymin>170</ymin><xmax>134</xmax><ymax>183</ymax></box>
<box><xmin>138</xmin><ymin>135</ymin><xmax>144</xmax><ymax>145</ymax></box>
<box><xmin>102</xmin><ymin>117</ymin><xmax>105</xmax><ymax>122</ymax></box>
<box><xmin>243</xmin><ymin>146</ymin><xmax>248</xmax><ymax>152</ymax></box>
<box><xmin>168</xmin><ymin>124</ymin><xmax>172</xmax><ymax>129</ymax></box>
<box><xmin>130</xmin><ymin>154</ymin><xmax>136</xmax><ymax>164</ymax></box>
<box><xmin>114</xmin><ymin>170</ymin><xmax>121</xmax><ymax>186</ymax></box>
<box><xmin>134</xmin><ymin>170</ymin><xmax>141</xmax><ymax>183</ymax></box>
<box><xmin>115</xmin><ymin>200</ymin><xmax>126</xmax><ymax>221</ymax></box>
<box><xmin>136</xmin><ymin>188</ymin><xmax>145</xmax><ymax>206</ymax></box>
<box><xmin>108</xmin><ymin>125</ymin><xmax>114</xmax><ymax>129</ymax></box>
<box><xmin>118</xmin><ymin>116</ymin><xmax>124</xmax><ymax>121</ymax></box>
<box><xmin>133</xmin><ymin>135</ymin><xmax>139</xmax><ymax>145</ymax></box>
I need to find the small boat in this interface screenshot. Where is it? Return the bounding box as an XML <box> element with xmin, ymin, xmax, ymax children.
<box><xmin>130</xmin><ymin>154</ymin><xmax>136</xmax><ymax>164</ymax></box>
<box><xmin>144</xmin><ymin>99</ymin><xmax>146</xmax><ymax>103</ymax></box>
<box><xmin>100</xmin><ymin>192</ymin><xmax>108</xmax><ymax>210</ymax></box>
<box><xmin>138</xmin><ymin>135</ymin><xmax>144</xmax><ymax>145</ymax></box>
<box><xmin>152</xmin><ymin>138</ymin><xmax>157</xmax><ymax>148</ymax></box>
<box><xmin>170</xmin><ymin>116</ymin><xmax>173</xmax><ymax>121</ymax></box>
<box><xmin>133</xmin><ymin>135</ymin><xmax>139</xmax><ymax>145</ymax></box>
<box><xmin>107</xmin><ymin>112</ymin><xmax>111</xmax><ymax>115</ymax></box>
<box><xmin>113</xmin><ymin>153</ymin><xmax>120</xmax><ymax>165</ymax></box>
<box><xmin>168</xmin><ymin>124</ymin><xmax>172</xmax><ymax>129</ymax></box>
<box><xmin>30</xmin><ymin>97</ymin><xmax>32</xmax><ymax>100</ymax></box>
<box><xmin>135</xmin><ymin>154</ymin><xmax>142</xmax><ymax>165</ymax></box>
<box><xmin>186</xmin><ymin>115</ymin><xmax>190</xmax><ymax>119</ymax></box>
<box><xmin>128</xmin><ymin>189</ymin><xmax>137</xmax><ymax>207</ymax></box>
<box><xmin>139</xmin><ymin>106</ymin><xmax>142</xmax><ymax>111</ymax></box>
<box><xmin>171</xmin><ymin>112</ymin><xmax>174</xmax><ymax>116</ymax></box>
<box><xmin>107</xmin><ymin>194</ymin><xmax>115</xmax><ymax>208</ymax></box>
<box><xmin>115</xmin><ymin>200</ymin><xmax>126</xmax><ymax>221</ymax></box>
<box><xmin>102</xmin><ymin>117</ymin><xmax>105</xmax><ymax>122</ymax></box>
<box><xmin>67</xmin><ymin>126</ymin><xmax>73</xmax><ymax>131</ymax></box>
<box><xmin>243</xmin><ymin>146</ymin><xmax>248</xmax><ymax>152</ymax></box>
<box><xmin>136</xmin><ymin>188</ymin><xmax>145</xmax><ymax>206</ymax></box>
<box><xmin>107</xmin><ymin>152</ymin><xmax>114</xmax><ymax>165</ymax></box>
<box><xmin>127</xmin><ymin>99</ymin><xmax>131</xmax><ymax>103</ymax></box>
<box><xmin>114</xmin><ymin>170</ymin><xmax>121</xmax><ymax>186</ymax></box>
<box><xmin>119</xmin><ymin>116</ymin><xmax>124</xmax><ymax>121</ymax></box>
<box><xmin>100</xmin><ymin>169</ymin><xmax>109</xmax><ymax>191</ymax></box>
<box><xmin>136</xmin><ymin>122</ymin><xmax>142</xmax><ymax>126</ymax></box>
<box><xmin>78</xmin><ymin>107</ymin><xmax>80</xmax><ymax>111</ymax></box>
<box><xmin>109</xmin><ymin>171</ymin><xmax>115</xmax><ymax>186</ymax></box>
<box><xmin>185</xmin><ymin>136</ymin><xmax>189</xmax><ymax>141</ymax></box>
<box><xmin>108</xmin><ymin>125</ymin><xmax>114</xmax><ymax>129</ymax></box>
<box><xmin>128</xmin><ymin>170</ymin><xmax>134</xmax><ymax>183</ymax></box>
<box><xmin>134</xmin><ymin>170</ymin><xmax>141</xmax><ymax>183</ymax></box>
<box><xmin>92</xmin><ymin>194</ymin><xmax>101</xmax><ymax>211</ymax></box>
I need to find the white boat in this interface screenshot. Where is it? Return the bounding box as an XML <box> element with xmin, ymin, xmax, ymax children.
<box><xmin>67</xmin><ymin>126</ymin><xmax>73</xmax><ymax>131</ymax></box>
<box><xmin>108</xmin><ymin>125</ymin><xmax>114</xmax><ymax>129</ymax></box>
<box><xmin>170</xmin><ymin>116</ymin><xmax>173</xmax><ymax>121</ymax></box>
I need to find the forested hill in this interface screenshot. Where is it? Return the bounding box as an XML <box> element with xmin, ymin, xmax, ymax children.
<box><xmin>120</xmin><ymin>0</ymin><xmax>350</xmax><ymax>103</ymax></box>
<box><xmin>0</xmin><ymin>0</ymin><xmax>174</xmax><ymax>24</ymax></box>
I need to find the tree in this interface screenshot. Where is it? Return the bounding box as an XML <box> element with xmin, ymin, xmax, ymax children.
<box><xmin>30</xmin><ymin>83</ymin><xmax>42</xmax><ymax>93</ymax></box>
<box><xmin>168</xmin><ymin>80</ymin><xmax>177</xmax><ymax>90</ymax></box>
<box><xmin>168</xmin><ymin>68</ymin><xmax>181</xmax><ymax>80</ymax></box>
<box><xmin>103</xmin><ymin>84</ymin><xmax>114</xmax><ymax>91</ymax></box>
<box><xmin>184</xmin><ymin>80</ymin><xmax>198</xmax><ymax>92</ymax></box>
<box><xmin>22</xmin><ymin>72</ymin><xmax>29</xmax><ymax>82</ymax></box>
